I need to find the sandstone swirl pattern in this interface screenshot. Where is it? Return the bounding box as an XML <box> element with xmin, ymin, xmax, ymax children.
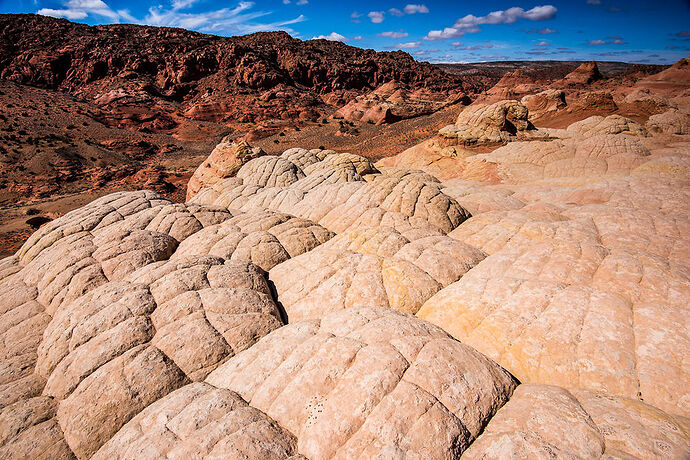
<box><xmin>1</xmin><ymin>126</ymin><xmax>689</xmax><ymax>458</ymax></box>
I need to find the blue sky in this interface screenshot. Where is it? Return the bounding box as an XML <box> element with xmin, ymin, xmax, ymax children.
<box><xmin>2</xmin><ymin>0</ymin><xmax>689</xmax><ymax>63</ymax></box>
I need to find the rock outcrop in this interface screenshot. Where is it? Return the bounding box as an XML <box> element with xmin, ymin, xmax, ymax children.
<box><xmin>378</xmin><ymin>111</ymin><xmax>654</xmax><ymax>183</ymax></box>
<box><xmin>438</xmin><ymin>100</ymin><xmax>538</xmax><ymax>145</ymax></box>
<box><xmin>647</xmin><ymin>109</ymin><xmax>690</xmax><ymax>135</ymax></box>
<box><xmin>333</xmin><ymin>81</ymin><xmax>469</xmax><ymax>125</ymax></box>
<box><xmin>2</xmin><ymin>58</ymin><xmax>690</xmax><ymax>458</ymax></box>
<box><xmin>560</xmin><ymin>61</ymin><xmax>603</xmax><ymax>86</ymax></box>
<box><xmin>186</xmin><ymin>139</ymin><xmax>265</xmax><ymax>200</ymax></box>
<box><xmin>521</xmin><ymin>89</ymin><xmax>567</xmax><ymax>121</ymax></box>
<box><xmin>0</xmin><ymin>14</ymin><xmax>468</xmax><ymax>127</ymax></box>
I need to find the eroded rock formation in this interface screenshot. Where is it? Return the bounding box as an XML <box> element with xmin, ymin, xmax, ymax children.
<box><xmin>2</xmin><ymin>58</ymin><xmax>690</xmax><ymax>459</ymax></box>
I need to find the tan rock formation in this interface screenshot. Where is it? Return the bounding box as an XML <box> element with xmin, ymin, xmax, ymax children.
<box><xmin>270</xmin><ymin>225</ymin><xmax>486</xmax><ymax>319</ymax></box>
<box><xmin>206</xmin><ymin>306</ymin><xmax>518</xmax><ymax>459</ymax></box>
<box><xmin>567</xmin><ymin>114</ymin><xmax>647</xmax><ymax>137</ymax></box>
<box><xmin>189</xmin><ymin>149</ymin><xmax>470</xmax><ymax>235</ymax></box>
<box><xmin>186</xmin><ymin>139</ymin><xmax>265</xmax><ymax>201</ymax></box>
<box><xmin>333</xmin><ymin>80</ymin><xmax>467</xmax><ymax>125</ymax></box>
<box><xmin>521</xmin><ymin>89</ymin><xmax>567</xmax><ymax>121</ymax></box>
<box><xmin>647</xmin><ymin>109</ymin><xmax>690</xmax><ymax>134</ymax></box>
<box><xmin>463</xmin><ymin>384</ymin><xmax>690</xmax><ymax>459</ymax></box>
<box><xmin>2</xmin><ymin>79</ymin><xmax>690</xmax><ymax>458</ymax></box>
<box><xmin>418</xmin><ymin>177</ymin><xmax>690</xmax><ymax>417</ymax></box>
<box><xmin>438</xmin><ymin>100</ymin><xmax>537</xmax><ymax>145</ymax></box>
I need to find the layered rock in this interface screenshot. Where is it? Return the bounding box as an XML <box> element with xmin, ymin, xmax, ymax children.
<box><xmin>205</xmin><ymin>306</ymin><xmax>518</xmax><ymax>459</ymax></box>
<box><xmin>438</xmin><ymin>100</ymin><xmax>538</xmax><ymax>145</ymax></box>
<box><xmin>464</xmin><ymin>384</ymin><xmax>690</xmax><ymax>458</ymax></box>
<box><xmin>186</xmin><ymin>139</ymin><xmax>265</xmax><ymax>200</ymax></box>
<box><xmin>2</xmin><ymin>88</ymin><xmax>690</xmax><ymax>458</ymax></box>
<box><xmin>333</xmin><ymin>81</ymin><xmax>468</xmax><ymax>125</ymax></box>
<box><xmin>560</xmin><ymin>61</ymin><xmax>603</xmax><ymax>86</ymax></box>
<box><xmin>521</xmin><ymin>89</ymin><xmax>567</xmax><ymax>121</ymax></box>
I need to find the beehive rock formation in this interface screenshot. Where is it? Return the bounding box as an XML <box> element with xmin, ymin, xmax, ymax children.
<box><xmin>2</xmin><ymin>81</ymin><xmax>690</xmax><ymax>457</ymax></box>
<box><xmin>379</xmin><ymin>108</ymin><xmax>657</xmax><ymax>184</ymax></box>
<box><xmin>186</xmin><ymin>139</ymin><xmax>265</xmax><ymax>200</ymax></box>
<box><xmin>206</xmin><ymin>307</ymin><xmax>517</xmax><ymax>459</ymax></box>
<box><xmin>438</xmin><ymin>100</ymin><xmax>538</xmax><ymax>145</ymax></box>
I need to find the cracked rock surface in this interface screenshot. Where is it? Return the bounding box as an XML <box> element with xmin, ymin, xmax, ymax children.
<box><xmin>2</xmin><ymin>103</ymin><xmax>690</xmax><ymax>458</ymax></box>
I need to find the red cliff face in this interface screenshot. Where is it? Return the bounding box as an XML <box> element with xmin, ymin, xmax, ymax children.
<box><xmin>0</xmin><ymin>14</ymin><xmax>469</xmax><ymax>128</ymax></box>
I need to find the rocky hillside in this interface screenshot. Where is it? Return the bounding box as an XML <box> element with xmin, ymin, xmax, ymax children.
<box><xmin>0</xmin><ymin>14</ymin><xmax>475</xmax><ymax>127</ymax></box>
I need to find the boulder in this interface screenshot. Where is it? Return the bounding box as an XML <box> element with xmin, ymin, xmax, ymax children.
<box><xmin>186</xmin><ymin>139</ymin><xmax>265</xmax><ymax>200</ymax></box>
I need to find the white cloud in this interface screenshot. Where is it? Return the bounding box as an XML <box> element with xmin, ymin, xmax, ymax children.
<box><xmin>353</xmin><ymin>35</ymin><xmax>363</xmax><ymax>40</ymax></box>
<box><xmin>377</xmin><ymin>31</ymin><xmax>408</xmax><ymax>38</ymax></box>
<box><xmin>588</xmin><ymin>38</ymin><xmax>627</xmax><ymax>45</ymax></box>
<box><xmin>312</xmin><ymin>32</ymin><xmax>346</xmax><ymax>42</ymax></box>
<box><xmin>523</xmin><ymin>26</ymin><xmax>557</xmax><ymax>34</ymax></box>
<box><xmin>38</xmin><ymin>0</ymin><xmax>122</xmax><ymax>21</ymax></box>
<box><xmin>368</xmin><ymin>11</ymin><xmax>384</xmax><ymax>23</ymax></box>
<box><xmin>425</xmin><ymin>5</ymin><xmax>557</xmax><ymax>40</ymax></box>
<box><xmin>388</xmin><ymin>8</ymin><xmax>404</xmax><ymax>17</ymax></box>
<box><xmin>38</xmin><ymin>0</ymin><xmax>307</xmax><ymax>35</ymax></box>
<box><xmin>404</xmin><ymin>4</ymin><xmax>428</xmax><ymax>14</ymax></box>
<box><xmin>397</xmin><ymin>41</ymin><xmax>422</xmax><ymax>49</ymax></box>
<box><xmin>37</xmin><ymin>7</ymin><xmax>88</xmax><ymax>19</ymax></box>
<box><xmin>453</xmin><ymin>43</ymin><xmax>494</xmax><ymax>50</ymax></box>
<box><xmin>172</xmin><ymin>0</ymin><xmax>199</xmax><ymax>10</ymax></box>
<box><xmin>535</xmin><ymin>41</ymin><xmax>549</xmax><ymax>46</ymax></box>
<box><xmin>296</xmin><ymin>0</ymin><xmax>308</xmax><ymax>5</ymax></box>
<box><xmin>283</xmin><ymin>0</ymin><xmax>290</xmax><ymax>3</ymax></box>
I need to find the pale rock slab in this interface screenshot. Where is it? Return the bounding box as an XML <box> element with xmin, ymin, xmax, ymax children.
<box><xmin>206</xmin><ymin>307</ymin><xmax>517</xmax><ymax>459</ymax></box>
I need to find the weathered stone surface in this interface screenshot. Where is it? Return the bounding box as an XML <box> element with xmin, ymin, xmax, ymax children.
<box><xmin>0</xmin><ymin>397</ymin><xmax>75</xmax><ymax>460</ymax></box>
<box><xmin>0</xmin><ymin>189</ymin><xmax>320</xmax><ymax>459</ymax></box>
<box><xmin>521</xmin><ymin>89</ymin><xmax>566</xmax><ymax>120</ymax></box>
<box><xmin>92</xmin><ymin>229</ymin><xmax>178</xmax><ymax>281</ymax></box>
<box><xmin>17</xmin><ymin>191</ymin><xmax>169</xmax><ymax>264</ymax></box>
<box><xmin>187</xmin><ymin>139</ymin><xmax>265</xmax><ymax>200</ymax></box>
<box><xmin>647</xmin><ymin>109</ymin><xmax>690</xmax><ymax>134</ymax></box>
<box><xmin>190</xmin><ymin>151</ymin><xmax>471</xmax><ymax>235</ymax></box>
<box><xmin>172</xmin><ymin>211</ymin><xmax>333</xmax><ymax>271</ymax></box>
<box><xmin>206</xmin><ymin>307</ymin><xmax>517</xmax><ymax>459</ymax></box>
<box><xmin>420</xmin><ymin>185</ymin><xmax>690</xmax><ymax>416</ymax></box>
<box><xmin>93</xmin><ymin>382</ymin><xmax>300</xmax><ymax>460</ymax></box>
<box><xmin>456</xmin><ymin>133</ymin><xmax>651</xmax><ymax>183</ymax></box>
<box><xmin>567</xmin><ymin>114</ymin><xmax>647</xmax><ymax>137</ymax></box>
<box><xmin>56</xmin><ymin>345</ymin><xmax>188</xmax><ymax>459</ymax></box>
<box><xmin>270</xmin><ymin>226</ymin><xmax>485</xmax><ymax>319</ymax></box>
<box><xmin>237</xmin><ymin>156</ymin><xmax>306</xmax><ymax>188</ymax></box>
<box><xmin>463</xmin><ymin>384</ymin><xmax>690</xmax><ymax>459</ymax></box>
<box><xmin>439</xmin><ymin>100</ymin><xmax>537</xmax><ymax>145</ymax></box>
<box><xmin>462</xmin><ymin>384</ymin><xmax>605</xmax><ymax>459</ymax></box>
